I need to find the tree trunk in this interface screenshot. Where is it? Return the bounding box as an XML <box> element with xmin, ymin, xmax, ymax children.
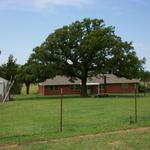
<box><xmin>81</xmin><ymin>78</ymin><xmax>88</xmax><ymax>97</ymax></box>
<box><xmin>26</xmin><ymin>84</ymin><xmax>30</xmax><ymax>95</ymax></box>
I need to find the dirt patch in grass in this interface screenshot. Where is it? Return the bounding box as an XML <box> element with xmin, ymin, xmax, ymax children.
<box><xmin>0</xmin><ymin>141</ymin><xmax>48</xmax><ymax>150</ymax></box>
<box><xmin>0</xmin><ymin>144</ymin><xmax>19</xmax><ymax>149</ymax></box>
<box><xmin>52</xmin><ymin>126</ymin><xmax>150</xmax><ymax>142</ymax></box>
<box><xmin>109</xmin><ymin>140</ymin><xmax>122</xmax><ymax>146</ymax></box>
<box><xmin>0</xmin><ymin>126</ymin><xmax>150</xmax><ymax>149</ymax></box>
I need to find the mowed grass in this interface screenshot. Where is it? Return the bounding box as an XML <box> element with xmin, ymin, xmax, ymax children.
<box><xmin>0</xmin><ymin>96</ymin><xmax>150</xmax><ymax>143</ymax></box>
<box><xmin>7</xmin><ymin>127</ymin><xmax>150</xmax><ymax>150</ymax></box>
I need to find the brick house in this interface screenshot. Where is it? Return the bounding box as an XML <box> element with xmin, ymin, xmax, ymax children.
<box><xmin>39</xmin><ymin>74</ymin><xmax>139</xmax><ymax>96</ymax></box>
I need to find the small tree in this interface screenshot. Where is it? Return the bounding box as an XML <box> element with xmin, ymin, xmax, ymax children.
<box><xmin>19</xmin><ymin>63</ymin><xmax>37</xmax><ymax>95</ymax></box>
<box><xmin>0</xmin><ymin>54</ymin><xmax>22</xmax><ymax>94</ymax></box>
<box><xmin>140</xmin><ymin>70</ymin><xmax>150</xmax><ymax>95</ymax></box>
<box><xmin>140</xmin><ymin>70</ymin><xmax>150</xmax><ymax>85</ymax></box>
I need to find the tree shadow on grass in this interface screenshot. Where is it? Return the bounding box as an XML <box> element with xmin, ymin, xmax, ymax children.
<box><xmin>11</xmin><ymin>93</ymin><xmax>148</xmax><ymax>102</ymax></box>
<box><xmin>13</xmin><ymin>94</ymin><xmax>81</xmax><ymax>101</ymax></box>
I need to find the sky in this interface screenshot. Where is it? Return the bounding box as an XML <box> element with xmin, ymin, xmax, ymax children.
<box><xmin>0</xmin><ymin>0</ymin><xmax>150</xmax><ymax>70</ymax></box>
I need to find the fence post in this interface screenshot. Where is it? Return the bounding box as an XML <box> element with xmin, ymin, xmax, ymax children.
<box><xmin>60</xmin><ymin>88</ymin><xmax>63</xmax><ymax>132</ymax></box>
<box><xmin>134</xmin><ymin>84</ymin><xmax>137</xmax><ymax>123</ymax></box>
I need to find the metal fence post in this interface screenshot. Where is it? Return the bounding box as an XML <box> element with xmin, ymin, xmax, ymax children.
<box><xmin>60</xmin><ymin>88</ymin><xmax>63</xmax><ymax>132</ymax></box>
<box><xmin>134</xmin><ymin>84</ymin><xmax>137</xmax><ymax>123</ymax></box>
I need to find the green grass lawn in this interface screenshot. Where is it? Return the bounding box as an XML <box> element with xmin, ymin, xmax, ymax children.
<box><xmin>6</xmin><ymin>127</ymin><xmax>150</xmax><ymax>150</ymax></box>
<box><xmin>0</xmin><ymin>94</ymin><xmax>150</xmax><ymax>149</ymax></box>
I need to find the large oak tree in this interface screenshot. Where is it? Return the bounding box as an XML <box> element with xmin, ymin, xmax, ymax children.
<box><xmin>29</xmin><ymin>18</ymin><xmax>143</xmax><ymax>96</ymax></box>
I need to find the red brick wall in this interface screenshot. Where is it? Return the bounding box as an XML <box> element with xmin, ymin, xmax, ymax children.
<box><xmin>107</xmin><ymin>83</ymin><xmax>138</xmax><ymax>93</ymax></box>
<box><xmin>39</xmin><ymin>85</ymin><xmax>45</xmax><ymax>95</ymax></box>
<box><xmin>39</xmin><ymin>85</ymin><xmax>80</xmax><ymax>96</ymax></box>
<box><xmin>39</xmin><ymin>83</ymin><xmax>138</xmax><ymax>96</ymax></box>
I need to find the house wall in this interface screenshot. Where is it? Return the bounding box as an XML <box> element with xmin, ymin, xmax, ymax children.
<box><xmin>0</xmin><ymin>82</ymin><xmax>8</xmax><ymax>100</ymax></box>
<box><xmin>39</xmin><ymin>85</ymin><xmax>80</xmax><ymax>96</ymax></box>
<box><xmin>39</xmin><ymin>83</ymin><xmax>138</xmax><ymax>96</ymax></box>
<box><xmin>107</xmin><ymin>83</ymin><xmax>138</xmax><ymax>93</ymax></box>
<box><xmin>0</xmin><ymin>82</ymin><xmax>3</xmax><ymax>100</ymax></box>
<box><xmin>0</xmin><ymin>82</ymin><xmax>3</xmax><ymax>95</ymax></box>
<box><xmin>39</xmin><ymin>85</ymin><xmax>45</xmax><ymax>96</ymax></box>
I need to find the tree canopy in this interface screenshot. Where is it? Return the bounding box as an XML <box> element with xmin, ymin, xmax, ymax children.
<box><xmin>0</xmin><ymin>55</ymin><xmax>18</xmax><ymax>80</ymax></box>
<box><xmin>140</xmin><ymin>70</ymin><xmax>150</xmax><ymax>83</ymax></box>
<box><xmin>29</xmin><ymin>18</ymin><xmax>144</xmax><ymax>96</ymax></box>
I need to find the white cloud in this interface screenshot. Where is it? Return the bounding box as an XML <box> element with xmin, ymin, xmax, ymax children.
<box><xmin>0</xmin><ymin>0</ymin><xmax>93</xmax><ymax>10</ymax></box>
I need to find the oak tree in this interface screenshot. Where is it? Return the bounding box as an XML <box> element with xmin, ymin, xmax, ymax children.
<box><xmin>30</xmin><ymin>18</ymin><xmax>143</xmax><ymax>96</ymax></box>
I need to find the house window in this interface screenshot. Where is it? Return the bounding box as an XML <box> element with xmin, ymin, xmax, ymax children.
<box><xmin>70</xmin><ymin>85</ymin><xmax>80</xmax><ymax>90</ymax></box>
<box><xmin>121</xmin><ymin>83</ymin><xmax>128</xmax><ymax>88</ymax></box>
<box><xmin>47</xmin><ymin>85</ymin><xmax>59</xmax><ymax>90</ymax></box>
<box><xmin>55</xmin><ymin>86</ymin><xmax>59</xmax><ymax>90</ymax></box>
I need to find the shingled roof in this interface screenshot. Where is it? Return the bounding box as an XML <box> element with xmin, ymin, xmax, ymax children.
<box><xmin>40</xmin><ymin>74</ymin><xmax>139</xmax><ymax>86</ymax></box>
